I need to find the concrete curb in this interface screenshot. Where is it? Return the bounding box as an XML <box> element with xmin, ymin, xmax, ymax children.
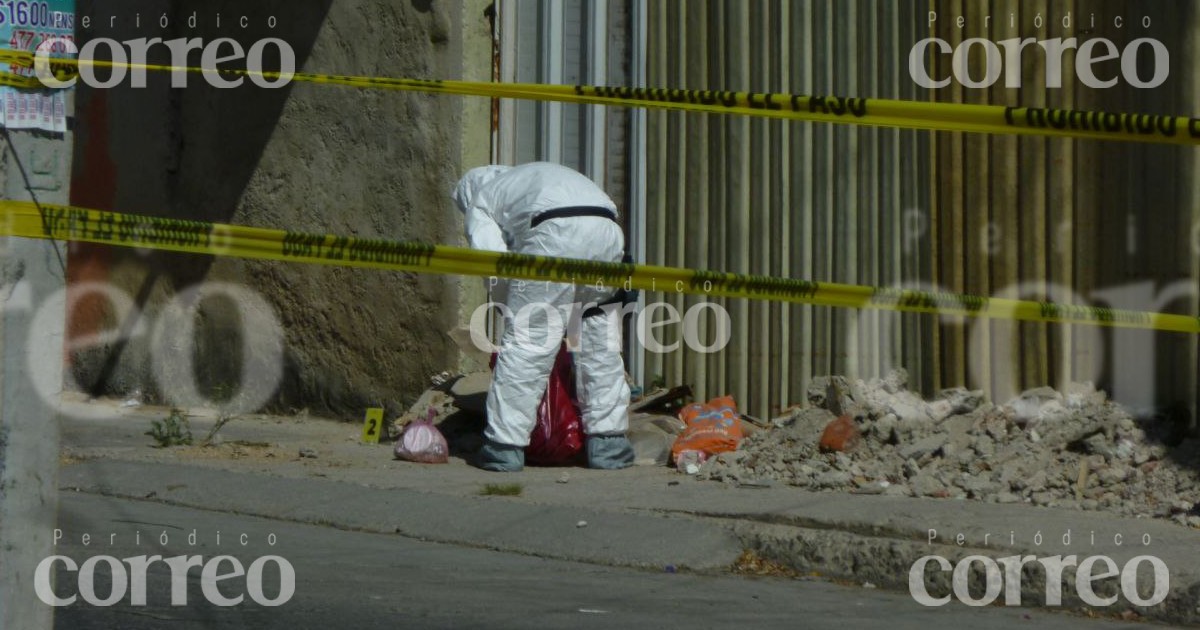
<box><xmin>727</xmin><ymin>519</ymin><xmax>1200</xmax><ymax>625</ymax></box>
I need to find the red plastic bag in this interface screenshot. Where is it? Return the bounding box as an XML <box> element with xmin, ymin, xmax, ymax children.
<box><xmin>394</xmin><ymin>407</ymin><xmax>449</xmax><ymax>464</ymax></box>
<box><xmin>490</xmin><ymin>342</ymin><xmax>584</xmax><ymax>466</ymax></box>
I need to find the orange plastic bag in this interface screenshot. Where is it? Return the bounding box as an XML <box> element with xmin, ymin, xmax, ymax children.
<box><xmin>671</xmin><ymin>395</ymin><xmax>744</xmax><ymax>462</ymax></box>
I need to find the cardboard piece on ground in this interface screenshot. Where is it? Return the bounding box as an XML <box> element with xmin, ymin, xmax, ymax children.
<box><xmin>391</xmin><ymin>389</ymin><xmax>450</xmax><ymax>436</ymax></box>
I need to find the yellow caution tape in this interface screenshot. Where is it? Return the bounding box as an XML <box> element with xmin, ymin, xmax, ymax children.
<box><xmin>0</xmin><ymin>71</ymin><xmax>38</xmax><ymax>88</ymax></box>
<box><xmin>1</xmin><ymin>49</ymin><xmax>1199</xmax><ymax>146</ymax></box>
<box><xmin>4</xmin><ymin>200</ymin><xmax>1198</xmax><ymax>333</ymax></box>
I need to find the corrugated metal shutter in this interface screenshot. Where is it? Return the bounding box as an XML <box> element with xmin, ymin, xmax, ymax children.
<box><xmin>641</xmin><ymin>0</ymin><xmax>1198</xmax><ymax>425</ymax></box>
<box><xmin>642</xmin><ymin>0</ymin><xmax>932</xmax><ymax>419</ymax></box>
<box><xmin>500</xmin><ymin>1</ymin><xmax>1200</xmax><ymax>425</ymax></box>
<box><xmin>926</xmin><ymin>0</ymin><xmax>1196</xmax><ymax>418</ymax></box>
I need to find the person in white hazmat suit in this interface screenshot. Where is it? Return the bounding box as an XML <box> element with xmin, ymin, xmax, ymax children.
<box><xmin>452</xmin><ymin>162</ymin><xmax>635</xmax><ymax>472</ymax></box>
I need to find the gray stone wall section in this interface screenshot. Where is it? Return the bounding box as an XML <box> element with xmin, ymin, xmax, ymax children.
<box><xmin>0</xmin><ymin>130</ymin><xmax>71</xmax><ymax>629</ymax></box>
<box><xmin>67</xmin><ymin>1</ymin><xmax>492</xmax><ymax>418</ymax></box>
<box><xmin>454</xmin><ymin>0</ymin><xmax>495</xmax><ymax>373</ymax></box>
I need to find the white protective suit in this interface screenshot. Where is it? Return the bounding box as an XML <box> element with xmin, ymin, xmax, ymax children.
<box><xmin>452</xmin><ymin>162</ymin><xmax>631</xmax><ymax>448</ymax></box>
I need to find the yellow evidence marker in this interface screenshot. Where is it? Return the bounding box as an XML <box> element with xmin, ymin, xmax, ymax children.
<box><xmin>361</xmin><ymin>407</ymin><xmax>386</xmax><ymax>444</ymax></box>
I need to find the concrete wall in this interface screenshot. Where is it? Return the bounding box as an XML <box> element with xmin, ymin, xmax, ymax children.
<box><xmin>0</xmin><ymin>127</ymin><xmax>72</xmax><ymax>628</ymax></box>
<box><xmin>68</xmin><ymin>0</ymin><xmax>493</xmax><ymax>418</ymax></box>
<box><xmin>456</xmin><ymin>0</ymin><xmax>495</xmax><ymax>373</ymax></box>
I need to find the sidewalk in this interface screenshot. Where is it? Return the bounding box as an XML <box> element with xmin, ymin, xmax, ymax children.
<box><xmin>58</xmin><ymin>398</ymin><xmax>1200</xmax><ymax>625</ymax></box>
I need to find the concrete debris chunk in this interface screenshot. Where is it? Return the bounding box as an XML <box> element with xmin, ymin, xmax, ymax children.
<box><xmin>962</xmin><ymin>477</ymin><xmax>998</xmax><ymax>496</ymax></box>
<box><xmin>851</xmin><ymin>480</ymin><xmax>889</xmax><ymax>495</ymax></box>
<box><xmin>814</xmin><ymin>471</ymin><xmax>852</xmax><ymax>488</ymax></box>
<box><xmin>1020</xmin><ymin>470</ymin><xmax>1048</xmax><ymax>493</ymax></box>
<box><xmin>880</xmin><ymin>368</ymin><xmax>909</xmax><ymax>394</ymax></box>
<box><xmin>1079</xmin><ymin>432</ymin><xmax>1113</xmax><ymax>457</ymax></box>
<box><xmin>868</xmin><ymin>413</ymin><xmax>897</xmax><ymax>445</ymax></box>
<box><xmin>972</xmin><ymin>435</ymin><xmax>996</xmax><ymax>458</ymax></box>
<box><xmin>806</xmin><ymin>376</ymin><xmax>859</xmax><ymax>414</ymax></box>
<box><xmin>772</xmin><ymin>407</ymin><xmax>835</xmax><ymax>435</ymax></box>
<box><xmin>1097</xmin><ymin>465</ymin><xmax>1130</xmax><ymax>485</ymax></box>
<box><xmin>694</xmin><ymin>370</ymin><xmax>1200</xmax><ymax>527</ymax></box>
<box><xmin>1004</xmin><ymin>387</ymin><xmax>1059</xmax><ymax>426</ymax></box>
<box><xmin>899</xmin><ymin>434</ymin><xmax>948</xmax><ymax>461</ymax></box>
<box><xmin>1063</xmin><ymin>381</ymin><xmax>1107</xmax><ymax>409</ymax></box>
<box><xmin>910</xmin><ymin>473</ymin><xmax>946</xmax><ymax>498</ymax></box>
<box><xmin>936</xmin><ymin>387</ymin><xmax>985</xmax><ymax>415</ymax></box>
<box><xmin>927</xmin><ymin>399</ymin><xmax>954</xmax><ymax>423</ymax></box>
<box><xmin>1037</xmin><ymin>400</ymin><xmax>1071</xmax><ymax>424</ymax></box>
<box><xmin>884</xmin><ymin>390</ymin><xmax>931</xmax><ymax>424</ymax></box>
<box><xmin>902</xmin><ymin>458</ymin><xmax>921</xmax><ymax>479</ymax></box>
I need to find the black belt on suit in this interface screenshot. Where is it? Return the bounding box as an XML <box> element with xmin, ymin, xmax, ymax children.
<box><xmin>530</xmin><ymin>206</ymin><xmax>617</xmax><ymax>229</ymax></box>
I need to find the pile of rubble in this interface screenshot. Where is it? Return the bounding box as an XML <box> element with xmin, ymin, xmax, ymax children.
<box><xmin>698</xmin><ymin>370</ymin><xmax>1200</xmax><ymax>526</ymax></box>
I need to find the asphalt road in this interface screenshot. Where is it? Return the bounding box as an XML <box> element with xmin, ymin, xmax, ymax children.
<box><xmin>42</xmin><ymin>493</ymin><xmax>1146</xmax><ymax>630</ymax></box>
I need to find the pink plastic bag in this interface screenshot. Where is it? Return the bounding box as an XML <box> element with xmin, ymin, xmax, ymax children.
<box><xmin>394</xmin><ymin>407</ymin><xmax>449</xmax><ymax>464</ymax></box>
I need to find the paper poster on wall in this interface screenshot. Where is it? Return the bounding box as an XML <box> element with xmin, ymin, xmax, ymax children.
<box><xmin>0</xmin><ymin>0</ymin><xmax>74</xmax><ymax>133</ymax></box>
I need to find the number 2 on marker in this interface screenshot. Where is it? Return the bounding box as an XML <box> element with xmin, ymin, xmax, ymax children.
<box><xmin>361</xmin><ymin>407</ymin><xmax>385</xmax><ymax>443</ymax></box>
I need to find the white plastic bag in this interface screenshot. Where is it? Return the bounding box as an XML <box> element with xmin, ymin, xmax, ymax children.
<box><xmin>394</xmin><ymin>407</ymin><xmax>449</xmax><ymax>464</ymax></box>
